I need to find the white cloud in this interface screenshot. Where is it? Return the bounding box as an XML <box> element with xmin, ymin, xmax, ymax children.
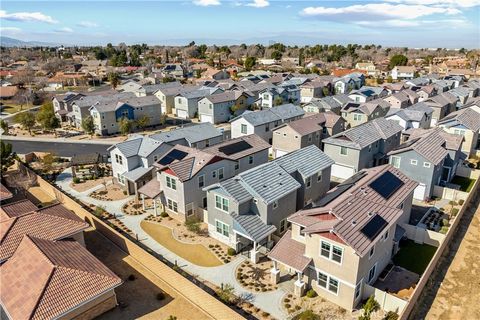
<box><xmin>54</xmin><ymin>27</ymin><xmax>74</xmax><ymax>33</ymax></box>
<box><xmin>0</xmin><ymin>10</ymin><xmax>57</xmax><ymax>24</ymax></box>
<box><xmin>246</xmin><ymin>0</ymin><xmax>269</xmax><ymax>8</ymax></box>
<box><xmin>0</xmin><ymin>26</ymin><xmax>23</xmax><ymax>36</ymax></box>
<box><xmin>193</xmin><ymin>0</ymin><xmax>221</xmax><ymax>6</ymax></box>
<box><xmin>300</xmin><ymin>3</ymin><xmax>461</xmax><ymax>20</ymax></box>
<box><xmin>77</xmin><ymin>21</ymin><xmax>98</xmax><ymax>28</ymax></box>
<box><xmin>357</xmin><ymin>18</ymin><xmax>469</xmax><ymax>28</ymax></box>
<box><xmin>385</xmin><ymin>0</ymin><xmax>480</xmax><ymax>8</ymax></box>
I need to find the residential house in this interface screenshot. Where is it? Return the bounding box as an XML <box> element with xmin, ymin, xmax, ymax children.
<box><xmin>268</xmin><ymin>165</ymin><xmax>417</xmax><ymax>309</ymax></box>
<box><xmin>388</xmin><ymin>128</ymin><xmax>464</xmax><ymax>200</ymax></box>
<box><xmin>437</xmin><ymin>107</ymin><xmax>480</xmax><ymax>157</ymax></box>
<box><xmin>300</xmin><ymin>80</ymin><xmax>332</xmax><ymax>103</ymax></box>
<box><xmin>162</xmin><ymin>64</ymin><xmax>186</xmax><ymax>79</ymax></box>
<box><xmin>383</xmin><ymin>91</ymin><xmax>411</xmax><ymax>109</ymax></box>
<box><xmin>303</xmin><ymin>95</ymin><xmax>350</xmax><ymax>115</ymax></box>
<box><xmin>405</xmin><ymin>77</ymin><xmax>430</xmax><ymax>88</ymax></box>
<box><xmin>0</xmin><ymin>235</ymin><xmax>122</xmax><ymax>320</ymax></box>
<box><xmin>204</xmin><ymin>145</ymin><xmax>334</xmax><ymax>262</ymax></box>
<box><xmin>391</xmin><ymin>66</ymin><xmax>415</xmax><ymax>80</ymax></box>
<box><xmin>333</xmin><ymin>73</ymin><xmax>365</xmax><ymax>94</ymax></box>
<box><xmin>348</xmin><ymin>86</ymin><xmax>388</xmax><ymax>103</ymax></box>
<box><xmin>257</xmin><ymin>85</ymin><xmax>300</xmax><ymax>109</ymax></box>
<box><xmin>340</xmin><ymin>99</ymin><xmax>390</xmax><ymax>128</ymax></box>
<box><xmin>52</xmin><ymin>92</ymin><xmax>84</xmax><ymax>122</ymax></box>
<box><xmin>198</xmin><ymin>91</ymin><xmax>249</xmax><ymax>124</ymax></box>
<box><xmin>402</xmin><ymin>89</ymin><xmax>420</xmax><ymax>105</ymax></box>
<box><xmin>272</xmin><ymin>113</ymin><xmax>346</xmax><ymax>158</ymax></box>
<box><xmin>423</xmin><ymin>92</ymin><xmax>458</xmax><ymax>125</ymax></box>
<box><xmin>138</xmin><ymin>134</ymin><xmax>270</xmax><ymax>219</ymax></box>
<box><xmin>174</xmin><ymin>87</ymin><xmax>223</xmax><ymax>119</ymax></box>
<box><xmin>323</xmin><ymin>118</ymin><xmax>403</xmax><ymax>179</ymax></box>
<box><xmin>355</xmin><ymin>62</ymin><xmax>378</xmax><ymax>76</ymax></box>
<box><xmin>149</xmin><ymin>122</ymin><xmax>223</xmax><ymax>149</ymax></box>
<box><xmin>416</xmin><ymin>85</ymin><xmax>437</xmax><ymax>102</ymax></box>
<box><xmin>231</xmin><ymin>103</ymin><xmax>305</xmax><ymax>144</ymax></box>
<box><xmin>154</xmin><ymin>85</ymin><xmax>200</xmax><ymax>114</ymax></box>
<box><xmin>385</xmin><ymin>105</ymin><xmax>433</xmax><ymax>131</ymax></box>
<box><xmin>89</xmin><ymin>95</ymin><xmax>163</xmax><ymax>135</ymax></box>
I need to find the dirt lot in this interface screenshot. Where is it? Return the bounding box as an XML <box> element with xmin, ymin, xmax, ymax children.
<box><xmin>71</xmin><ymin>177</ymin><xmax>112</xmax><ymax>193</ymax></box>
<box><xmin>84</xmin><ymin>229</ymin><xmax>210</xmax><ymax>320</ymax></box>
<box><xmin>414</xmin><ymin>189</ymin><xmax>480</xmax><ymax>320</ymax></box>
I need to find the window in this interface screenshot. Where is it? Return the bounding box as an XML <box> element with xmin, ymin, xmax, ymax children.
<box><xmin>212</xmin><ymin>170</ymin><xmax>217</xmax><ymax>178</ymax></box>
<box><xmin>454</xmin><ymin>129</ymin><xmax>465</xmax><ymax>136</ymax></box>
<box><xmin>391</xmin><ymin>156</ymin><xmax>401</xmax><ymax>168</ymax></box>
<box><xmin>279</xmin><ymin>218</ymin><xmax>287</xmax><ymax>233</ymax></box>
<box><xmin>369</xmin><ymin>245</ymin><xmax>375</xmax><ymax>258</ymax></box>
<box><xmin>234</xmin><ymin>163</ymin><xmax>239</xmax><ymax>171</ymax></box>
<box><xmin>368</xmin><ymin>145</ymin><xmax>372</xmax><ymax>153</ymax></box>
<box><xmin>332</xmin><ymin>246</ymin><xmax>343</xmax><ymax>263</ymax></box>
<box><xmin>215</xmin><ymin>195</ymin><xmax>229</xmax><ymax>212</ymax></box>
<box><xmin>306</xmin><ymin>177</ymin><xmax>312</xmax><ymax>188</ymax></box>
<box><xmin>248</xmin><ymin>155</ymin><xmax>254</xmax><ymax>165</ymax></box>
<box><xmin>166</xmin><ymin>176</ymin><xmax>176</xmax><ymax>190</ymax></box>
<box><xmin>368</xmin><ymin>264</ymin><xmax>377</xmax><ymax>283</ymax></box>
<box><xmin>383</xmin><ymin>230</ymin><xmax>389</xmax><ymax>241</ymax></box>
<box><xmin>410</xmin><ymin>159</ymin><xmax>418</xmax><ymax>166</ymax></box>
<box><xmin>317</xmin><ymin>172</ymin><xmax>322</xmax><ymax>182</ymax></box>
<box><xmin>167</xmin><ymin>199</ymin><xmax>178</xmax><ymax>212</ymax></box>
<box><xmin>328</xmin><ymin>277</ymin><xmax>339</xmax><ymax>294</ymax></box>
<box><xmin>241</xmin><ymin>124</ymin><xmax>247</xmax><ymax>134</ymax></box>
<box><xmin>340</xmin><ymin>146</ymin><xmax>348</xmax><ymax>156</ymax></box>
<box><xmin>265</xmin><ymin>124</ymin><xmax>269</xmax><ymax>132</ymax></box>
<box><xmin>218</xmin><ymin>168</ymin><xmax>224</xmax><ymax>179</ymax></box>
<box><xmin>186</xmin><ymin>202</ymin><xmax>194</xmax><ymax>216</ymax></box>
<box><xmin>354</xmin><ymin>281</ymin><xmax>362</xmax><ymax>300</ymax></box>
<box><xmin>115</xmin><ymin>154</ymin><xmax>123</xmax><ymax>165</ymax></box>
<box><xmin>308</xmin><ymin>134</ymin><xmax>312</xmax><ymax>142</ymax></box>
<box><xmin>273</xmin><ymin>200</ymin><xmax>278</xmax><ymax>209</ymax></box>
<box><xmin>320</xmin><ymin>241</ymin><xmax>331</xmax><ymax>258</ymax></box>
<box><xmin>153</xmin><ymin>155</ymin><xmax>158</xmax><ymax>162</ymax></box>
<box><xmin>318</xmin><ymin>272</ymin><xmax>328</xmax><ymax>288</ymax></box>
<box><xmin>202</xmin><ymin>197</ymin><xmax>207</xmax><ymax>209</ymax></box>
<box><xmin>215</xmin><ymin>220</ymin><xmax>229</xmax><ymax>237</ymax></box>
<box><xmin>198</xmin><ymin>175</ymin><xmax>205</xmax><ymax>188</ymax></box>
<box><xmin>353</xmin><ymin>114</ymin><xmax>362</xmax><ymax>121</ymax></box>
<box><xmin>423</xmin><ymin>162</ymin><xmax>431</xmax><ymax>168</ymax></box>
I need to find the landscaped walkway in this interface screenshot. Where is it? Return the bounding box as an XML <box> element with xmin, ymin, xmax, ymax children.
<box><xmin>56</xmin><ymin>168</ymin><xmax>287</xmax><ymax>319</ymax></box>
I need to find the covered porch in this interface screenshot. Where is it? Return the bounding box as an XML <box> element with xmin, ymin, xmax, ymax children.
<box><xmin>232</xmin><ymin>213</ymin><xmax>276</xmax><ymax>264</ymax></box>
<box><xmin>268</xmin><ymin>230</ymin><xmax>312</xmax><ymax>297</ymax></box>
<box><xmin>138</xmin><ymin>178</ymin><xmax>165</xmax><ymax>216</ymax></box>
<box><xmin>123</xmin><ymin>167</ymin><xmax>154</xmax><ymax>196</ymax></box>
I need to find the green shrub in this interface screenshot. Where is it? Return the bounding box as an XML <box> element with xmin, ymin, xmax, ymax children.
<box><xmin>449</xmin><ymin>200</ymin><xmax>457</xmax><ymax>206</ymax></box>
<box><xmin>451</xmin><ymin>208</ymin><xmax>459</xmax><ymax>217</ymax></box>
<box><xmin>306</xmin><ymin>289</ymin><xmax>317</xmax><ymax>298</ymax></box>
<box><xmin>292</xmin><ymin>310</ymin><xmax>322</xmax><ymax>320</ymax></box>
<box><xmin>227</xmin><ymin>248</ymin><xmax>236</xmax><ymax>256</ymax></box>
<box><xmin>123</xmin><ymin>190</ymin><xmax>127</xmax><ymax>195</ymax></box>
<box><xmin>208</xmin><ymin>244</ymin><xmax>214</xmax><ymax>248</ymax></box>
<box><xmin>73</xmin><ymin>177</ymin><xmax>81</xmax><ymax>183</ymax></box>
<box><xmin>185</xmin><ymin>217</ymin><xmax>202</xmax><ymax>234</ymax></box>
<box><xmin>383</xmin><ymin>311</ymin><xmax>399</xmax><ymax>320</ymax></box>
<box><xmin>160</xmin><ymin>211</ymin><xmax>169</xmax><ymax>218</ymax></box>
<box><xmin>441</xmin><ymin>219</ymin><xmax>450</xmax><ymax>227</ymax></box>
<box><xmin>439</xmin><ymin>226</ymin><xmax>449</xmax><ymax>234</ymax></box>
<box><xmin>285</xmin><ymin>303</ymin><xmax>291</xmax><ymax>309</ymax></box>
<box><xmin>458</xmin><ymin>199</ymin><xmax>465</xmax><ymax>205</ymax></box>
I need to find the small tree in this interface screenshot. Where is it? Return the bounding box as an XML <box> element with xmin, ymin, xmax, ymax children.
<box><xmin>0</xmin><ymin>119</ymin><xmax>8</xmax><ymax>134</ymax></box>
<box><xmin>81</xmin><ymin>116</ymin><xmax>95</xmax><ymax>136</ymax></box>
<box><xmin>389</xmin><ymin>54</ymin><xmax>408</xmax><ymax>69</ymax></box>
<box><xmin>135</xmin><ymin>115</ymin><xmax>150</xmax><ymax>131</ymax></box>
<box><xmin>322</xmin><ymin>87</ymin><xmax>330</xmax><ymax>97</ymax></box>
<box><xmin>41</xmin><ymin>153</ymin><xmax>55</xmax><ymax>173</ymax></box>
<box><xmin>15</xmin><ymin>111</ymin><xmax>36</xmax><ymax>135</ymax></box>
<box><xmin>359</xmin><ymin>295</ymin><xmax>380</xmax><ymax>320</ymax></box>
<box><xmin>273</xmin><ymin>96</ymin><xmax>284</xmax><ymax>106</ymax></box>
<box><xmin>36</xmin><ymin>102</ymin><xmax>60</xmax><ymax>134</ymax></box>
<box><xmin>216</xmin><ymin>283</ymin><xmax>235</xmax><ymax>304</ymax></box>
<box><xmin>1</xmin><ymin>141</ymin><xmax>14</xmax><ymax>171</ymax></box>
<box><xmin>244</xmin><ymin>57</ymin><xmax>256</xmax><ymax>71</ymax></box>
<box><xmin>108</xmin><ymin>72</ymin><xmax>120</xmax><ymax>89</ymax></box>
<box><xmin>119</xmin><ymin>117</ymin><xmax>133</xmax><ymax>135</ymax></box>
<box><xmin>184</xmin><ymin>217</ymin><xmax>201</xmax><ymax>234</ymax></box>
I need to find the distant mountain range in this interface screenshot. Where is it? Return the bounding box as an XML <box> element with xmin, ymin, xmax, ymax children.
<box><xmin>0</xmin><ymin>36</ymin><xmax>64</xmax><ymax>47</ymax></box>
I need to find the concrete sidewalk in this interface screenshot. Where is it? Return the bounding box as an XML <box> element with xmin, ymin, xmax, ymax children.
<box><xmin>56</xmin><ymin>168</ymin><xmax>288</xmax><ymax>320</ymax></box>
<box><xmin>1</xmin><ymin>135</ymin><xmax>117</xmax><ymax>145</ymax></box>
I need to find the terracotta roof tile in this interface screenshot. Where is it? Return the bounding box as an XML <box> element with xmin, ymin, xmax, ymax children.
<box><xmin>268</xmin><ymin>230</ymin><xmax>312</xmax><ymax>272</ymax></box>
<box><xmin>0</xmin><ymin>199</ymin><xmax>37</xmax><ymax>220</ymax></box>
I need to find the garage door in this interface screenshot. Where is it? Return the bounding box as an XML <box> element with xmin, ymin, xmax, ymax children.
<box><xmin>200</xmin><ymin>114</ymin><xmax>214</xmax><ymax>124</ymax></box>
<box><xmin>413</xmin><ymin>183</ymin><xmax>426</xmax><ymax>200</ymax></box>
<box><xmin>331</xmin><ymin>164</ymin><xmax>355</xmax><ymax>180</ymax></box>
<box><xmin>275</xmin><ymin>149</ymin><xmax>288</xmax><ymax>158</ymax></box>
<box><xmin>177</xmin><ymin>109</ymin><xmax>188</xmax><ymax>119</ymax></box>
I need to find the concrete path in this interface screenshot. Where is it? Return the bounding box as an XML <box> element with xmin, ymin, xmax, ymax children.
<box><xmin>56</xmin><ymin>168</ymin><xmax>288</xmax><ymax>320</ymax></box>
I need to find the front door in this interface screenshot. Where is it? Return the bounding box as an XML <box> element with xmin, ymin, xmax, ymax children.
<box><xmin>441</xmin><ymin>166</ymin><xmax>451</xmax><ymax>183</ymax></box>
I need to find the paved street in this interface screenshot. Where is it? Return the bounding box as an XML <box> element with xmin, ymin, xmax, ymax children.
<box><xmin>2</xmin><ymin>137</ymin><xmax>113</xmax><ymax>157</ymax></box>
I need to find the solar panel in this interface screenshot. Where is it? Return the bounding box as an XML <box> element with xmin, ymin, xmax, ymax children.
<box><xmin>369</xmin><ymin>171</ymin><xmax>404</xmax><ymax>200</ymax></box>
<box><xmin>158</xmin><ymin>149</ymin><xmax>188</xmax><ymax>166</ymax></box>
<box><xmin>361</xmin><ymin>214</ymin><xmax>388</xmax><ymax>240</ymax></box>
<box><xmin>218</xmin><ymin>140</ymin><xmax>253</xmax><ymax>156</ymax></box>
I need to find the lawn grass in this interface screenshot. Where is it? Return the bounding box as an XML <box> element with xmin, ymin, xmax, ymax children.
<box><xmin>451</xmin><ymin>176</ymin><xmax>476</xmax><ymax>192</ymax></box>
<box><xmin>141</xmin><ymin>221</ymin><xmax>222</xmax><ymax>267</ymax></box>
<box><xmin>393</xmin><ymin>240</ymin><xmax>437</xmax><ymax>275</ymax></box>
<box><xmin>0</xmin><ymin>104</ymin><xmax>25</xmax><ymax>114</ymax></box>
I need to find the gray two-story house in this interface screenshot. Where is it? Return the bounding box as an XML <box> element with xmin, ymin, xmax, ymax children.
<box><xmin>323</xmin><ymin>118</ymin><xmax>403</xmax><ymax>180</ymax></box>
<box><xmin>388</xmin><ymin>128</ymin><xmax>464</xmax><ymax>200</ymax></box>
<box><xmin>203</xmin><ymin>145</ymin><xmax>334</xmax><ymax>263</ymax></box>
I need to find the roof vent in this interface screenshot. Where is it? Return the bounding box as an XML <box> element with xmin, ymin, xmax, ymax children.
<box><xmin>368</xmin><ymin>211</ymin><xmax>374</xmax><ymax>217</ymax></box>
<box><xmin>352</xmin><ymin>220</ymin><xmax>357</xmax><ymax>226</ymax></box>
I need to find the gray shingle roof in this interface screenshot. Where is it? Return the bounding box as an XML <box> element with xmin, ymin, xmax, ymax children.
<box><xmin>203</xmin><ymin>134</ymin><xmax>270</xmax><ymax>160</ymax></box>
<box><xmin>232</xmin><ymin>214</ymin><xmax>276</xmax><ymax>242</ymax></box>
<box><xmin>109</xmin><ymin>136</ymin><xmax>165</xmax><ymax>158</ymax></box>
<box><xmin>149</xmin><ymin>123</ymin><xmax>222</xmax><ymax>145</ymax></box>
<box><xmin>438</xmin><ymin>107</ymin><xmax>480</xmax><ymax>132</ymax></box>
<box><xmin>123</xmin><ymin>166</ymin><xmax>153</xmax><ymax>182</ymax></box>
<box><xmin>274</xmin><ymin>145</ymin><xmax>334</xmax><ymax>178</ymax></box>
<box><xmin>323</xmin><ymin>118</ymin><xmax>403</xmax><ymax>149</ymax></box>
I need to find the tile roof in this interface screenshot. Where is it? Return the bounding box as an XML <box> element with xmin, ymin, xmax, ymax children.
<box><xmin>137</xmin><ymin>178</ymin><xmax>163</xmax><ymax>199</ymax></box>
<box><xmin>0</xmin><ymin>183</ymin><xmax>13</xmax><ymax>202</ymax></box>
<box><xmin>0</xmin><ymin>235</ymin><xmax>121</xmax><ymax>320</ymax></box>
<box><xmin>388</xmin><ymin>128</ymin><xmax>462</xmax><ymax>165</ymax></box>
<box><xmin>288</xmin><ymin>165</ymin><xmax>417</xmax><ymax>257</ymax></box>
<box><xmin>268</xmin><ymin>230</ymin><xmax>312</xmax><ymax>272</ymax></box>
<box><xmin>203</xmin><ymin>134</ymin><xmax>270</xmax><ymax>160</ymax></box>
<box><xmin>232</xmin><ymin>214</ymin><xmax>276</xmax><ymax>242</ymax></box>
<box><xmin>149</xmin><ymin>122</ymin><xmax>222</xmax><ymax>145</ymax></box>
<box><xmin>0</xmin><ymin>204</ymin><xmax>89</xmax><ymax>262</ymax></box>
<box><xmin>0</xmin><ymin>199</ymin><xmax>37</xmax><ymax>220</ymax></box>
<box><xmin>202</xmin><ymin>91</ymin><xmax>238</xmax><ymax>104</ymax></box>
<box><xmin>274</xmin><ymin>145</ymin><xmax>335</xmax><ymax>178</ymax></box>
<box><xmin>123</xmin><ymin>166</ymin><xmax>153</xmax><ymax>182</ymax></box>
<box><xmin>109</xmin><ymin>135</ymin><xmax>167</xmax><ymax>158</ymax></box>
<box><xmin>232</xmin><ymin>104</ymin><xmax>304</xmax><ymax>126</ymax></box>
<box><xmin>386</xmin><ymin>108</ymin><xmax>429</xmax><ymax>122</ymax></box>
<box><xmin>323</xmin><ymin>118</ymin><xmax>403</xmax><ymax>149</ymax></box>
<box><xmin>438</xmin><ymin>107</ymin><xmax>480</xmax><ymax>132</ymax></box>
<box><xmin>282</xmin><ymin>113</ymin><xmax>326</xmax><ymax>136</ymax></box>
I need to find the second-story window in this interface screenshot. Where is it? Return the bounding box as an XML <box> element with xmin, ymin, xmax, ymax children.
<box><xmin>241</xmin><ymin>124</ymin><xmax>247</xmax><ymax>134</ymax></box>
<box><xmin>317</xmin><ymin>171</ymin><xmax>322</xmax><ymax>182</ymax></box>
<box><xmin>391</xmin><ymin>156</ymin><xmax>401</xmax><ymax>168</ymax></box>
<box><xmin>212</xmin><ymin>170</ymin><xmax>217</xmax><ymax>178</ymax></box>
<box><xmin>248</xmin><ymin>155</ymin><xmax>254</xmax><ymax>165</ymax></box>
<box><xmin>320</xmin><ymin>240</ymin><xmax>343</xmax><ymax>263</ymax></box>
<box><xmin>320</xmin><ymin>241</ymin><xmax>331</xmax><ymax>258</ymax></box>
<box><xmin>215</xmin><ymin>195</ymin><xmax>229</xmax><ymax>212</ymax></box>
<box><xmin>423</xmin><ymin>162</ymin><xmax>431</xmax><ymax>168</ymax></box>
<box><xmin>273</xmin><ymin>200</ymin><xmax>278</xmax><ymax>209</ymax></box>
<box><xmin>198</xmin><ymin>175</ymin><xmax>205</xmax><ymax>188</ymax></box>
<box><xmin>306</xmin><ymin>177</ymin><xmax>312</xmax><ymax>188</ymax></box>
<box><xmin>166</xmin><ymin>176</ymin><xmax>176</xmax><ymax>190</ymax></box>
<box><xmin>340</xmin><ymin>146</ymin><xmax>348</xmax><ymax>156</ymax></box>
<box><xmin>218</xmin><ymin>168</ymin><xmax>224</xmax><ymax>179</ymax></box>
<box><xmin>369</xmin><ymin>245</ymin><xmax>375</xmax><ymax>258</ymax></box>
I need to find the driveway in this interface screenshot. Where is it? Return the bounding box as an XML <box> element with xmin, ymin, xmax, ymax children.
<box><xmin>56</xmin><ymin>168</ymin><xmax>288</xmax><ymax>319</ymax></box>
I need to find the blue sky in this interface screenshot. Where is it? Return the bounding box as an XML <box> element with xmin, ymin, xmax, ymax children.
<box><xmin>1</xmin><ymin>1</ymin><xmax>479</xmax><ymax>48</ymax></box>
